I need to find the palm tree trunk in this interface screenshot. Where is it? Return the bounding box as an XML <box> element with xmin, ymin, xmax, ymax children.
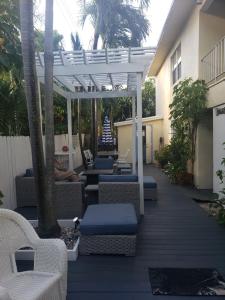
<box><xmin>43</xmin><ymin>0</ymin><xmax>60</xmax><ymax>237</ymax></box>
<box><xmin>78</xmin><ymin>98</ymin><xmax>87</xmax><ymax>168</ymax></box>
<box><xmin>91</xmin><ymin>98</ymin><xmax>97</xmax><ymax>158</ymax></box>
<box><xmin>91</xmin><ymin>0</ymin><xmax>102</xmax><ymax>158</ymax></box>
<box><xmin>93</xmin><ymin>32</ymin><xmax>100</xmax><ymax>50</ymax></box>
<box><xmin>20</xmin><ymin>0</ymin><xmax>60</xmax><ymax>238</ymax></box>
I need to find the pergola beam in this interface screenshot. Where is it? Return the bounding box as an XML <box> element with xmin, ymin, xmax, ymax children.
<box><xmin>38</xmin><ymin>77</ymin><xmax>135</xmax><ymax>99</ymax></box>
<box><xmin>89</xmin><ymin>74</ymin><xmax>101</xmax><ymax>91</ymax></box>
<box><xmin>69</xmin><ymin>90</ymin><xmax>136</xmax><ymax>99</ymax></box>
<box><xmin>109</xmin><ymin>74</ymin><xmax>115</xmax><ymax>90</ymax></box>
<box><xmin>39</xmin><ymin>77</ymin><xmax>69</xmax><ymax>98</ymax></box>
<box><xmin>73</xmin><ymin>75</ymin><xmax>88</xmax><ymax>92</ymax></box>
<box><xmin>55</xmin><ymin>77</ymin><xmax>75</xmax><ymax>92</ymax></box>
<box><xmin>36</xmin><ymin>63</ymin><xmax>147</xmax><ymax>77</ymax></box>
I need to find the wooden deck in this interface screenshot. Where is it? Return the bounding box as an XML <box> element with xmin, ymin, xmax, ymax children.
<box><xmin>19</xmin><ymin>165</ymin><xmax>225</xmax><ymax>299</ymax></box>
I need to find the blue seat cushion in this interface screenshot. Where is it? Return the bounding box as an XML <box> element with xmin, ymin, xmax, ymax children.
<box><xmin>80</xmin><ymin>204</ymin><xmax>138</xmax><ymax>235</ymax></box>
<box><xmin>143</xmin><ymin>176</ymin><xmax>157</xmax><ymax>188</ymax></box>
<box><xmin>99</xmin><ymin>175</ymin><xmax>138</xmax><ymax>182</ymax></box>
<box><xmin>94</xmin><ymin>157</ymin><xmax>114</xmax><ymax>169</ymax></box>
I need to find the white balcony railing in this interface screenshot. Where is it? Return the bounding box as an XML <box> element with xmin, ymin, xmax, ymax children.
<box><xmin>201</xmin><ymin>35</ymin><xmax>225</xmax><ymax>84</ymax></box>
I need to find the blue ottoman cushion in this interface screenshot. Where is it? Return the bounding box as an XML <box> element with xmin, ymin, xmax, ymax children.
<box><xmin>143</xmin><ymin>176</ymin><xmax>157</xmax><ymax>188</ymax></box>
<box><xmin>99</xmin><ymin>174</ymin><xmax>138</xmax><ymax>182</ymax></box>
<box><xmin>94</xmin><ymin>157</ymin><xmax>114</xmax><ymax>169</ymax></box>
<box><xmin>80</xmin><ymin>204</ymin><xmax>138</xmax><ymax>235</ymax></box>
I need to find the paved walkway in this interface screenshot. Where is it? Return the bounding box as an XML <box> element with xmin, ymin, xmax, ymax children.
<box><xmin>66</xmin><ymin>165</ymin><xmax>225</xmax><ymax>299</ymax></box>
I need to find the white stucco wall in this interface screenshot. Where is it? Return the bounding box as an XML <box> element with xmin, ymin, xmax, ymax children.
<box><xmin>116</xmin><ymin>118</ymin><xmax>163</xmax><ymax>163</ymax></box>
<box><xmin>180</xmin><ymin>6</ymin><xmax>200</xmax><ymax>80</ymax></box>
<box><xmin>207</xmin><ymin>80</ymin><xmax>225</xmax><ymax>108</ymax></box>
<box><xmin>156</xmin><ymin>5</ymin><xmax>200</xmax><ymax>144</ymax></box>
<box><xmin>153</xmin><ymin>2</ymin><xmax>225</xmax><ymax>191</ymax></box>
<box><xmin>194</xmin><ymin>114</ymin><xmax>213</xmax><ymax>189</ymax></box>
<box><xmin>199</xmin><ymin>12</ymin><xmax>225</xmax><ymax>65</ymax></box>
<box><xmin>155</xmin><ymin>60</ymin><xmax>171</xmax><ymax>145</ymax></box>
<box><xmin>213</xmin><ymin>105</ymin><xmax>225</xmax><ymax>195</ymax></box>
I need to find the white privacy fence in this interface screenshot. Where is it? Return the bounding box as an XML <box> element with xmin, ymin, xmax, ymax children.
<box><xmin>0</xmin><ymin>135</ymin><xmax>83</xmax><ymax>210</ymax></box>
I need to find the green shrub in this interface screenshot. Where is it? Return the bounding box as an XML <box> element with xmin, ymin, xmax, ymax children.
<box><xmin>155</xmin><ymin>145</ymin><xmax>171</xmax><ymax>168</ymax></box>
<box><xmin>166</xmin><ymin>78</ymin><xmax>208</xmax><ymax>183</ymax></box>
<box><xmin>164</xmin><ymin>135</ymin><xmax>189</xmax><ymax>183</ymax></box>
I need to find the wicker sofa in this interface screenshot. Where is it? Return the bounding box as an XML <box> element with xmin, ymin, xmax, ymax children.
<box><xmin>15</xmin><ymin>176</ymin><xmax>84</xmax><ymax>218</ymax></box>
<box><xmin>98</xmin><ymin>175</ymin><xmax>140</xmax><ymax>219</ymax></box>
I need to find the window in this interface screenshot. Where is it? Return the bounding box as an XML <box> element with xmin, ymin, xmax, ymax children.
<box><xmin>171</xmin><ymin>44</ymin><xmax>181</xmax><ymax>85</ymax></box>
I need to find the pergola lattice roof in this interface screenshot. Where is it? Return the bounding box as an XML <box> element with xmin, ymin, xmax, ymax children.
<box><xmin>35</xmin><ymin>47</ymin><xmax>156</xmax><ymax>215</ymax></box>
<box><xmin>36</xmin><ymin>47</ymin><xmax>155</xmax><ymax>99</ymax></box>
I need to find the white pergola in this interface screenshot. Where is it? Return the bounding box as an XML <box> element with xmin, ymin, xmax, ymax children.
<box><xmin>36</xmin><ymin>47</ymin><xmax>155</xmax><ymax>215</ymax></box>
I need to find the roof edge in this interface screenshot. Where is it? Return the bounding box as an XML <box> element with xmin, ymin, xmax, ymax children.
<box><xmin>149</xmin><ymin>0</ymin><xmax>196</xmax><ymax>76</ymax></box>
<box><xmin>114</xmin><ymin>115</ymin><xmax>163</xmax><ymax>127</ymax></box>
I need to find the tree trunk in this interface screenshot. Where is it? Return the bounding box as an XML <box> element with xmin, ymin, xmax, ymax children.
<box><xmin>91</xmin><ymin>1</ymin><xmax>102</xmax><ymax>158</ymax></box>
<box><xmin>91</xmin><ymin>98</ymin><xmax>97</xmax><ymax>158</ymax></box>
<box><xmin>93</xmin><ymin>32</ymin><xmax>99</xmax><ymax>50</ymax></box>
<box><xmin>78</xmin><ymin>98</ymin><xmax>87</xmax><ymax>169</ymax></box>
<box><xmin>43</xmin><ymin>0</ymin><xmax>60</xmax><ymax>237</ymax></box>
<box><xmin>19</xmin><ymin>0</ymin><xmax>59</xmax><ymax>237</ymax></box>
<box><xmin>191</xmin><ymin>126</ymin><xmax>197</xmax><ymax>179</ymax></box>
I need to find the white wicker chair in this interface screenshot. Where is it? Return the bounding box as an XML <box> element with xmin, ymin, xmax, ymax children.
<box><xmin>116</xmin><ymin>149</ymin><xmax>130</xmax><ymax>163</ymax></box>
<box><xmin>0</xmin><ymin>209</ymin><xmax>67</xmax><ymax>300</ymax></box>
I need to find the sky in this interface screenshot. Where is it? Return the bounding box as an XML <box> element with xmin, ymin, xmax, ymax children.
<box><xmin>36</xmin><ymin>0</ymin><xmax>173</xmax><ymax>50</ymax></box>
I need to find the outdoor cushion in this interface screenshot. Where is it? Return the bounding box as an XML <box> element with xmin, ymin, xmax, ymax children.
<box><xmin>80</xmin><ymin>203</ymin><xmax>138</xmax><ymax>235</ymax></box>
<box><xmin>94</xmin><ymin>157</ymin><xmax>114</xmax><ymax>169</ymax></box>
<box><xmin>99</xmin><ymin>174</ymin><xmax>138</xmax><ymax>182</ymax></box>
<box><xmin>143</xmin><ymin>176</ymin><xmax>157</xmax><ymax>189</ymax></box>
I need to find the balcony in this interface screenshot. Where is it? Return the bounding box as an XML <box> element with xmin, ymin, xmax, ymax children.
<box><xmin>201</xmin><ymin>35</ymin><xmax>225</xmax><ymax>85</ymax></box>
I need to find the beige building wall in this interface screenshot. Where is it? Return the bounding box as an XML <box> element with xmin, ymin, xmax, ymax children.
<box><xmin>153</xmin><ymin>4</ymin><xmax>220</xmax><ymax>189</ymax></box>
<box><xmin>156</xmin><ymin>59</ymin><xmax>172</xmax><ymax>145</ymax></box>
<box><xmin>145</xmin><ymin>119</ymin><xmax>164</xmax><ymax>163</ymax></box>
<box><xmin>207</xmin><ymin>81</ymin><xmax>225</xmax><ymax>108</ymax></box>
<box><xmin>199</xmin><ymin>12</ymin><xmax>225</xmax><ymax>69</ymax></box>
<box><xmin>213</xmin><ymin>104</ymin><xmax>225</xmax><ymax>194</ymax></box>
<box><xmin>117</xmin><ymin>124</ymin><xmax>133</xmax><ymax>163</ymax></box>
<box><xmin>156</xmin><ymin>5</ymin><xmax>200</xmax><ymax>145</ymax></box>
<box><xmin>116</xmin><ymin>118</ymin><xmax>163</xmax><ymax>164</ymax></box>
<box><xmin>194</xmin><ymin>113</ymin><xmax>213</xmax><ymax>189</ymax></box>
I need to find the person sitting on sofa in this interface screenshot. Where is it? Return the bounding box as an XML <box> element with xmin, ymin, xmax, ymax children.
<box><xmin>54</xmin><ymin>159</ymin><xmax>80</xmax><ymax>182</ymax></box>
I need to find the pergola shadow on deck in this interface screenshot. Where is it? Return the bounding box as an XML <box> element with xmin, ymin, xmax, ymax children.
<box><xmin>19</xmin><ymin>165</ymin><xmax>225</xmax><ymax>299</ymax></box>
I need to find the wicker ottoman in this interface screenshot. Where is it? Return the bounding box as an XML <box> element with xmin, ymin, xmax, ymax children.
<box><xmin>79</xmin><ymin>204</ymin><xmax>138</xmax><ymax>256</ymax></box>
<box><xmin>144</xmin><ymin>176</ymin><xmax>157</xmax><ymax>200</ymax></box>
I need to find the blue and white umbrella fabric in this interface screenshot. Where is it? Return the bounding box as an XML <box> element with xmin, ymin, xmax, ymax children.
<box><xmin>101</xmin><ymin>115</ymin><xmax>113</xmax><ymax>145</ymax></box>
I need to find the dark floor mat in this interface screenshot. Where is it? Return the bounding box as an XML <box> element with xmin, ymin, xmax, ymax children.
<box><xmin>149</xmin><ymin>268</ymin><xmax>225</xmax><ymax>296</ymax></box>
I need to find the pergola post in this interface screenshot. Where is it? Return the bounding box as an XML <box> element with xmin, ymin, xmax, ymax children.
<box><xmin>132</xmin><ymin>96</ymin><xmax>137</xmax><ymax>175</ymax></box>
<box><xmin>37</xmin><ymin>80</ymin><xmax>43</xmax><ymax>136</ymax></box>
<box><xmin>136</xmin><ymin>73</ymin><xmax>144</xmax><ymax>215</ymax></box>
<box><xmin>67</xmin><ymin>97</ymin><xmax>73</xmax><ymax>170</ymax></box>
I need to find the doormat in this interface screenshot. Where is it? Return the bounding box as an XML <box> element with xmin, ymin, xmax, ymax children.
<box><xmin>148</xmin><ymin>268</ymin><xmax>225</xmax><ymax>296</ymax></box>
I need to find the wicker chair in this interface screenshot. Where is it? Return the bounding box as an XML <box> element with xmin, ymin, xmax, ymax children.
<box><xmin>116</xmin><ymin>149</ymin><xmax>130</xmax><ymax>163</ymax></box>
<box><xmin>98</xmin><ymin>182</ymin><xmax>140</xmax><ymax>219</ymax></box>
<box><xmin>15</xmin><ymin>176</ymin><xmax>84</xmax><ymax>219</ymax></box>
<box><xmin>0</xmin><ymin>209</ymin><xmax>67</xmax><ymax>300</ymax></box>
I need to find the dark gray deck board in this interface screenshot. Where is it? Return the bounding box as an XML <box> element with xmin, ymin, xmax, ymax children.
<box><xmin>17</xmin><ymin>165</ymin><xmax>225</xmax><ymax>299</ymax></box>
